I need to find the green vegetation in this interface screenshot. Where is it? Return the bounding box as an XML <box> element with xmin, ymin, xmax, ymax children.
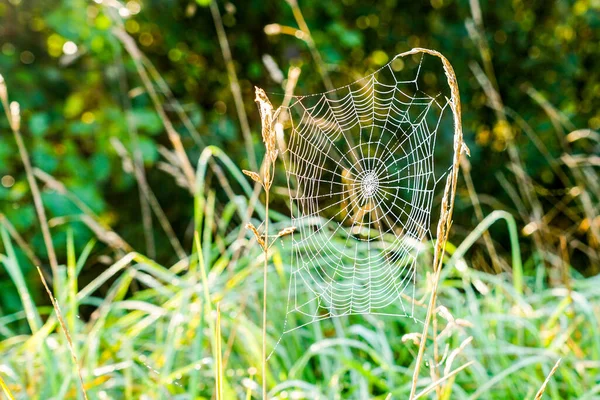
<box><xmin>0</xmin><ymin>0</ymin><xmax>599</xmax><ymax>399</ymax></box>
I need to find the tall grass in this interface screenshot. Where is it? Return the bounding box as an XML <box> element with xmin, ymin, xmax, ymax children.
<box><xmin>0</xmin><ymin>165</ymin><xmax>596</xmax><ymax>397</ymax></box>
<box><xmin>1</xmin><ymin>2</ymin><xmax>599</xmax><ymax>399</ymax></box>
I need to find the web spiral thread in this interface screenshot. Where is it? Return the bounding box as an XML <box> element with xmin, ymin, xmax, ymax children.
<box><xmin>278</xmin><ymin>54</ymin><xmax>454</xmax><ymax>336</ymax></box>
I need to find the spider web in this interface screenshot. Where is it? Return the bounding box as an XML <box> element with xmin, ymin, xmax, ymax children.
<box><xmin>279</xmin><ymin>54</ymin><xmax>453</xmax><ymax>334</ymax></box>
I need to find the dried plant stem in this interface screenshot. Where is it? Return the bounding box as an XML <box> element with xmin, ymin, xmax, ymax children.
<box><xmin>401</xmin><ymin>48</ymin><xmax>467</xmax><ymax>399</ymax></box>
<box><xmin>115</xmin><ymin>47</ymin><xmax>156</xmax><ymax>258</ymax></box>
<box><xmin>262</xmin><ymin>189</ymin><xmax>270</xmax><ymax>400</ymax></box>
<box><xmin>285</xmin><ymin>0</ymin><xmax>334</xmax><ymax>93</ymax></box>
<box><xmin>414</xmin><ymin>361</ymin><xmax>475</xmax><ymax>399</ymax></box>
<box><xmin>34</xmin><ymin>168</ymin><xmax>98</xmax><ymax>219</ymax></box>
<box><xmin>0</xmin><ymin>87</ymin><xmax>58</xmax><ymax>278</ymax></box>
<box><xmin>141</xmin><ymin>54</ymin><xmax>206</xmax><ymax>148</ymax></box>
<box><xmin>534</xmin><ymin>358</ymin><xmax>561</xmax><ymax>400</ymax></box>
<box><xmin>467</xmin><ymin>1</ymin><xmax>551</xmax><ymax>264</ymax></box>
<box><xmin>244</xmin><ymin>87</ymin><xmax>283</xmax><ymax>399</ymax></box>
<box><xmin>111</xmin><ymin>139</ymin><xmax>187</xmax><ymax>258</ymax></box>
<box><xmin>36</xmin><ymin>266</ymin><xmax>89</xmax><ymax>400</ymax></box>
<box><xmin>210</xmin><ymin>0</ymin><xmax>258</xmax><ymax>171</ymax></box>
<box><xmin>221</xmin><ymin>68</ymin><xmax>300</xmax><ymax>375</ymax></box>
<box><xmin>112</xmin><ymin>27</ymin><xmax>196</xmax><ymax>192</ymax></box>
<box><xmin>460</xmin><ymin>157</ymin><xmax>503</xmax><ymax>273</ymax></box>
<box><xmin>0</xmin><ymin>213</ymin><xmax>41</xmax><ymax>266</ymax></box>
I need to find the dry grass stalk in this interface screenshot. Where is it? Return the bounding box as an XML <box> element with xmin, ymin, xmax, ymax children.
<box><xmin>0</xmin><ymin>213</ymin><xmax>42</xmax><ymax>266</ymax></box>
<box><xmin>219</xmin><ymin>66</ymin><xmax>302</xmax><ymax>387</ymax></box>
<box><xmin>467</xmin><ymin>1</ymin><xmax>555</xmax><ymax>269</ymax></box>
<box><xmin>111</xmin><ymin>27</ymin><xmax>197</xmax><ymax>192</ymax></box>
<box><xmin>114</xmin><ymin>47</ymin><xmax>156</xmax><ymax>258</ymax></box>
<box><xmin>534</xmin><ymin>358</ymin><xmax>561</xmax><ymax>400</ymax></box>
<box><xmin>523</xmin><ymin>85</ymin><xmax>600</xmax><ymax>256</ymax></box>
<box><xmin>34</xmin><ymin>168</ymin><xmax>98</xmax><ymax>219</ymax></box>
<box><xmin>403</xmin><ymin>48</ymin><xmax>468</xmax><ymax>400</ymax></box>
<box><xmin>140</xmin><ymin>53</ymin><xmax>207</xmax><ymax>148</ymax></box>
<box><xmin>253</xmin><ymin>86</ymin><xmax>277</xmax><ymax>400</ymax></box>
<box><xmin>283</xmin><ymin>0</ymin><xmax>335</xmax><ymax>93</ymax></box>
<box><xmin>209</xmin><ymin>0</ymin><xmax>258</xmax><ymax>171</ymax></box>
<box><xmin>0</xmin><ymin>75</ymin><xmax>59</xmax><ymax>278</ymax></box>
<box><xmin>243</xmin><ymin>86</ymin><xmax>297</xmax><ymax>399</ymax></box>
<box><xmin>110</xmin><ymin>138</ymin><xmax>187</xmax><ymax>258</ymax></box>
<box><xmin>460</xmin><ymin>157</ymin><xmax>503</xmax><ymax>273</ymax></box>
<box><xmin>469</xmin><ymin>0</ymin><xmax>599</xmax><ymax>267</ymax></box>
<box><xmin>414</xmin><ymin>361</ymin><xmax>475</xmax><ymax>399</ymax></box>
<box><xmin>49</xmin><ymin>215</ymin><xmax>131</xmax><ymax>253</ymax></box>
<box><xmin>36</xmin><ymin>266</ymin><xmax>89</xmax><ymax>400</ymax></box>
<box><xmin>233</xmin><ymin>65</ymin><xmax>301</xmax><ymax>273</ymax></box>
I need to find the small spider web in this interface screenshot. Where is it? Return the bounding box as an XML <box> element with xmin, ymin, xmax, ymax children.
<box><xmin>274</xmin><ymin>53</ymin><xmax>456</xmax><ymax>341</ymax></box>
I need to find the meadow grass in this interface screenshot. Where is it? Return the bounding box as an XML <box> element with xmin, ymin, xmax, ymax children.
<box><xmin>0</xmin><ymin>144</ymin><xmax>598</xmax><ymax>398</ymax></box>
<box><xmin>1</xmin><ymin>2</ymin><xmax>599</xmax><ymax>398</ymax></box>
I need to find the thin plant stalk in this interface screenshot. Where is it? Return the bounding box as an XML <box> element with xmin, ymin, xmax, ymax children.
<box><xmin>111</xmin><ymin>27</ymin><xmax>197</xmax><ymax>192</ymax></box>
<box><xmin>534</xmin><ymin>358</ymin><xmax>561</xmax><ymax>400</ymax></box>
<box><xmin>0</xmin><ymin>75</ymin><xmax>58</xmax><ymax>278</ymax></box>
<box><xmin>210</xmin><ymin>0</ymin><xmax>258</xmax><ymax>171</ymax></box>
<box><xmin>460</xmin><ymin>157</ymin><xmax>503</xmax><ymax>273</ymax></box>
<box><xmin>262</xmin><ymin>188</ymin><xmax>270</xmax><ymax>399</ymax></box>
<box><xmin>0</xmin><ymin>373</ymin><xmax>15</xmax><ymax>400</ymax></box>
<box><xmin>467</xmin><ymin>1</ymin><xmax>552</xmax><ymax>265</ymax></box>
<box><xmin>36</xmin><ymin>266</ymin><xmax>89</xmax><ymax>400</ymax></box>
<box><xmin>284</xmin><ymin>0</ymin><xmax>335</xmax><ymax>93</ymax></box>
<box><xmin>215</xmin><ymin>302</ymin><xmax>223</xmax><ymax>400</ymax></box>
<box><xmin>141</xmin><ymin>54</ymin><xmax>206</xmax><ymax>148</ymax></box>
<box><xmin>401</xmin><ymin>48</ymin><xmax>467</xmax><ymax>399</ymax></box>
<box><xmin>243</xmin><ymin>87</ymin><xmax>295</xmax><ymax>399</ymax></box>
<box><xmin>114</xmin><ymin>43</ymin><xmax>156</xmax><ymax>258</ymax></box>
<box><xmin>110</xmin><ymin>138</ymin><xmax>187</xmax><ymax>258</ymax></box>
<box><xmin>0</xmin><ymin>213</ymin><xmax>41</xmax><ymax>266</ymax></box>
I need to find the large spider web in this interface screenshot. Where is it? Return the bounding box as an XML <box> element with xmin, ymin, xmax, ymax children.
<box><xmin>279</xmin><ymin>54</ymin><xmax>453</xmax><ymax>333</ymax></box>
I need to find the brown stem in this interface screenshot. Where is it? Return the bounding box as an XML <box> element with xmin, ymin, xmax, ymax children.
<box><xmin>262</xmin><ymin>188</ymin><xmax>269</xmax><ymax>399</ymax></box>
<box><xmin>3</xmin><ymin>105</ymin><xmax>59</xmax><ymax>278</ymax></box>
<box><xmin>402</xmin><ymin>48</ymin><xmax>466</xmax><ymax>400</ymax></box>
<box><xmin>210</xmin><ymin>0</ymin><xmax>258</xmax><ymax>171</ymax></box>
<box><xmin>112</xmin><ymin>27</ymin><xmax>197</xmax><ymax>193</ymax></box>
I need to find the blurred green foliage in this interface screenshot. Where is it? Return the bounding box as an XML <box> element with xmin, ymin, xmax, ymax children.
<box><xmin>0</xmin><ymin>0</ymin><xmax>599</xmax><ymax>310</ymax></box>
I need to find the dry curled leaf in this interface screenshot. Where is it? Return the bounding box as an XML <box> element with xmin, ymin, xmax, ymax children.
<box><xmin>242</xmin><ymin>169</ymin><xmax>262</xmax><ymax>184</ymax></box>
<box><xmin>246</xmin><ymin>222</ymin><xmax>265</xmax><ymax>250</ymax></box>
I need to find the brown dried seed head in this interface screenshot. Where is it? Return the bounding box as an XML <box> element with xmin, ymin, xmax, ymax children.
<box><xmin>245</xmin><ymin>222</ymin><xmax>265</xmax><ymax>249</ymax></box>
<box><xmin>277</xmin><ymin>226</ymin><xmax>296</xmax><ymax>237</ymax></box>
<box><xmin>242</xmin><ymin>169</ymin><xmax>262</xmax><ymax>184</ymax></box>
<box><xmin>254</xmin><ymin>86</ymin><xmax>277</xmax><ymax>162</ymax></box>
